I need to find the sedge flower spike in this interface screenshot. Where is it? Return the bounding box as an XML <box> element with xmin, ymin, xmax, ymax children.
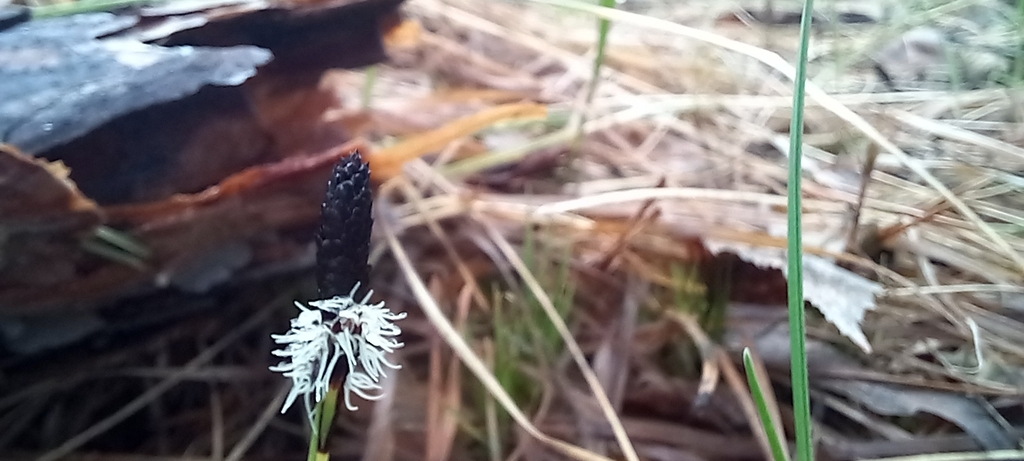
<box><xmin>270</xmin><ymin>282</ymin><xmax>406</xmax><ymax>417</ymax></box>
<box><xmin>269</xmin><ymin>151</ymin><xmax>405</xmax><ymax>422</ymax></box>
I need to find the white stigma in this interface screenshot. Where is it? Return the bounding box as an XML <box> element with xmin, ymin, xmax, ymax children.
<box><xmin>269</xmin><ymin>282</ymin><xmax>406</xmax><ymax>421</ymax></box>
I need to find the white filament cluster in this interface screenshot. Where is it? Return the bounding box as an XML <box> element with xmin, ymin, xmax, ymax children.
<box><xmin>269</xmin><ymin>283</ymin><xmax>406</xmax><ymax>421</ymax></box>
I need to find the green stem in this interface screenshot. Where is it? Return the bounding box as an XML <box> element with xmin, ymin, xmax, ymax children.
<box><xmin>787</xmin><ymin>0</ymin><xmax>815</xmax><ymax>460</ymax></box>
<box><xmin>307</xmin><ymin>386</ymin><xmax>340</xmax><ymax>461</ymax></box>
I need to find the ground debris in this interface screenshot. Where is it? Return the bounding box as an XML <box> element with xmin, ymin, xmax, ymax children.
<box><xmin>4</xmin><ymin>0</ymin><xmax>1024</xmax><ymax>460</ymax></box>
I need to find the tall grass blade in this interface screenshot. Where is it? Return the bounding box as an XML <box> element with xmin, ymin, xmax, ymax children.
<box><xmin>787</xmin><ymin>0</ymin><xmax>815</xmax><ymax>460</ymax></box>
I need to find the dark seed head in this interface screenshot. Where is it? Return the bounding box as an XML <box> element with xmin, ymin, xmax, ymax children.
<box><xmin>316</xmin><ymin>151</ymin><xmax>373</xmax><ymax>299</ymax></box>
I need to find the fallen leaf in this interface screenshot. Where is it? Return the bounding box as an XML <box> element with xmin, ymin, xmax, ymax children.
<box><xmin>426</xmin><ymin>88</ymin><xmax>537</xmax><ymax>105</ymax></box>
<box><xmin>368</xmin><ymin>102</ymin><xmax>547</xmax><ymax>181</ymax></box>
<box><xmin>707</xmin><ymin>239</ymin><xmax>882</xmax><ymax>353</ymax></box>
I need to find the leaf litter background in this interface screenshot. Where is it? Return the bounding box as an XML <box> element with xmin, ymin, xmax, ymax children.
<box><xmin>3</xmin><ymin>0</ymin><xmax>1024</xmax><ymax>460</ymax></box>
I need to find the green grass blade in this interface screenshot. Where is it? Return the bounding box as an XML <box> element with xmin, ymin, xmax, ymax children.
<box><xmin>571</xmin><ymin>0</ymin><xmax>616</xmax><ymax>151</ymax></box>
<box><xmin>742</xmin><ymin>348</ymin><xmax>791</xmax><ymax>461</ymax></box>
<box><xmin>80</xmin><ymin>226</ymin><xmax>151</xmax><ymax>270</ymax></box>
<box><xmin>94</xmin><ymin>226</ymin><xmax>151</xmax><ymax>259</ymax></box>
<box><xmin>362</xmin><ymin>65</ymin><xmax>379</xmax><ymax>110</ymax></box>
<box><xmin>1015</xmin><ymin>0</ymin><xmax>1024</xmax><ymax>84</ymax></box>
<box><xmin>787</xmin><ymin>1</ymin><xmax>816</xmax><ymax>460</ymax></box>
<box><xmin>80</xmin><ymin>239</ymin><xmax>148</xmax><ymax>271</ymax></box>
<box><xmin>585</xmin><ymin>0</ymin><xmax>615</xmax><ymax>107</ymax></box>
<box><xmin>32</xmin><ymin>0</ymin><xmax>158</xmax><ymax>17</ymax></box>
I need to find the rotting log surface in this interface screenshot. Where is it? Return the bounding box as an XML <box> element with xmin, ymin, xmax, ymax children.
<box><xmin>0</xmin><ymin>0</ymin><xmax>405</xmax><ymax>316</ymax></box>
<box><xmin>0</xmin><ymin>13</ymin><xmax>272</xmax><ymax>155</ymax></box>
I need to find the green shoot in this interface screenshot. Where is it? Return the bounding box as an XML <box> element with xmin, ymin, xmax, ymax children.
<box><xmin>484</xmin><ymin>224</ymin><xmax>575</xmax><ymax>457</ymax></box>
<box><xmin>80</xmin><ymin>226</ymin><xmax>151</xmax><ymax>270</ymax></box>
<box><xmin>587</xmin><ymin>0</ymin><xmax>615</xmax><ymax>105</ymax></box>
<box><xmin>572</xmin><ymin>0</ymin><xmax>616</xmax><ymax>147</ymax></box>
<box><xmin>307</xmin><ymin>386</ymin><xmax>340</xmax><ymax>461</ymax></box>
<box><xmin>743</xmin><ymin>348</ymin><xmax>791</xmax><ymax>461</ymax></box>
<box><xmin>32</xmin><ymin>0</ymin><xmax>158</xmax><ymax>17</ymax></box>
<box><xmin>481</xmin><ymin>339</ymin><xmax>503</xmax><ymax>461</ymax></box>
<box><xmin>670</xmin><ymin>263</ymin><xmax>708</xmax><ymax>319</ymax></box>
<box><xmin>362</xmin><ymin>65</ymin><xmax>379</xmax><ymax>110</ymax></box>
<box><xmin>1014</xmin><ymin>0</ymin><xmax>1024</xmax><ymax>85</ymax></box>
<box><xmin>95</xmin><ymin>226</ymin><xmax>151</xmax><ymax>259</ymax></box>
<box><xmin>491</xmin><ymin>286</ymin><xmax>533</xmax><ymax>418</ymax></box>
<box><xmin>787</xmin><ymin>0</ymin><xmax>815</xmax><ymax>460</ymax></box>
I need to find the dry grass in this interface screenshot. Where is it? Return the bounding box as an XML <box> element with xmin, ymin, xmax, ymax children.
<box><xmin>4</xmin><ymin>0</ymin><xmax>1024</xmax><ymax>460</ymax></box>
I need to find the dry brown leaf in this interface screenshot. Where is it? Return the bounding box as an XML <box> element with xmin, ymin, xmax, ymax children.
<box><xmin>384</xmin><ymin>17</ymin><xmax>423</xmax><ymax>49</ymax></box>
<box><xmin>368</xmin><ymin>102</ymin><xmax>547</xmax><ymax>181</ymax></box>
<box><xmin>426</xmin><ymin>88</ymin><xmax>537</xmax><ymax>105</ymax></box>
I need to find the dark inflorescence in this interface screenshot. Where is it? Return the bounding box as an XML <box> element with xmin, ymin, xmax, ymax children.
<box><xmin>315</xmin><ymin>151</ymin><xmax>374</xmax><ymax>300</ymax></box>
